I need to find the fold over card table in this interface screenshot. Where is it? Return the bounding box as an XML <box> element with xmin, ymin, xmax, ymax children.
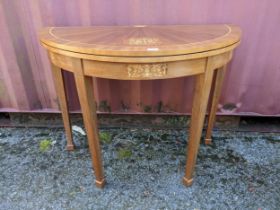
<box><xmin>40</xmin><ymin>25</ymin><xmax>241</xmax><ymax>188</ymax></box>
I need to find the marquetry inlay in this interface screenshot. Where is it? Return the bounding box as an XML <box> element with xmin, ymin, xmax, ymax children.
<box><xmin>127</xmin><ymin>63</ymin><xmax>168</xmax><ymax>78</ymax></box>
<box><xmin>127</xmin><ymin>37</ymin><xmax>160</xmax><ymax>45</ymax></box>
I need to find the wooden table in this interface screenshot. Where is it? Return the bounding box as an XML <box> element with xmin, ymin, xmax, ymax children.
<box><xmin>40</xmin><ymin>25</ymin><xmax>241</xmax><ymax>188</ymax></box>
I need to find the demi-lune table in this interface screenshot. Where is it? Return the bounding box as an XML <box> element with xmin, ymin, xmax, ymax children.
<box><xmin>39</xmin><ymin>25</ymin><xmax>241</xmax><ymax>188</ymax></box>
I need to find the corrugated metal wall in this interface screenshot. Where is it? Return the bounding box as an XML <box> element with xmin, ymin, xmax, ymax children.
<box><xmin>0</xmin><ymin>0</ymin><xmax>280</xmax><ymax>115</ymax></box>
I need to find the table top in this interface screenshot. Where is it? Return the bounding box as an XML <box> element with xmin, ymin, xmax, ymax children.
<box><xmin>40</xmin><ymin>25</ymin><xmax>241</xmax><ymax>57</ymax></box>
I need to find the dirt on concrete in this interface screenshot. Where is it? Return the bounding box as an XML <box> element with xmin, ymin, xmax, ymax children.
<box><xmin>0</xmin><ymin>127</ymin><xmax>279</xmax><ymax>210</ymax></box>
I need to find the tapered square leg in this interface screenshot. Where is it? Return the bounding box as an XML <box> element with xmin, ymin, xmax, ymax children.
<box><xmin>50</xmin><ymin>63</ymin><xmax>74</xmax><ymax>151</ymax></box>
<box><xmin>73</xmin><ymin>59</ymin><xmax>105</xmax><ymax>188</ymax></box>
<box><xmin>205</xmin><ymin>66</ymin><xmax>227</xmax><ymax>145</ymax></box>
<box><xmin>183</xmin><ymin>58</ymin><xmax>215</xmax><ymax>186</ymax></box>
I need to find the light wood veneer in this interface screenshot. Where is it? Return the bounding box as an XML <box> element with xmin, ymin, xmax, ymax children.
<box><xmin>40</xmin><ymin>24</ymin><xmax>241</xmax><ymax>188</ymax></box>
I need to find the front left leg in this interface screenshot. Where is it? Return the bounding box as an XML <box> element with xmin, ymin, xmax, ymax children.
<box><xmin>74</xmin><ymin>63</ymin><xmax>105</xmax><ymax>188</ymax></box>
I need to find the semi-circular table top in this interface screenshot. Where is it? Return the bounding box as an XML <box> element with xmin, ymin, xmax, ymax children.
<box><xmin>40</xmin><ymin>25</ymin><xmax>241</xmax><ymax>57</ymax></box>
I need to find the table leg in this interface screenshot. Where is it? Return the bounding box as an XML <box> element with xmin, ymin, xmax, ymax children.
<box><xmin>51</xmin><ymin>63</ymin><xmax>74</xmax><ymax>151</ymax></box>
<box><xmin>182</xmin><ymin>60</ymin><xmax>214</xmax><ymax>186</ymax></box>
<box><xmin>74</xmin><ymin>73</ymin><xmax>105</xmax><ymax>188</ymax></box>
<box><xmin>205</xmin><ymin>66</ymin><xmax>227</xmax><ymax>145</ymax></box>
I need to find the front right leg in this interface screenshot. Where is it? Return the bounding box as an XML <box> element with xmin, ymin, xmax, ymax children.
<box><xmin>183</xmin><ymin>59</ymin><xmax>215</xmax><ymax>186</ymax></box>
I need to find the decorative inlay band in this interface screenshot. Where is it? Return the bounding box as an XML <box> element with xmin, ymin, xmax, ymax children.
<box><xmin>128</xmin><ymin>37</ymin><xmax>159</xmax><ymax>45</ymax></box>
<box><xmin>127</xmin><ymin>63</ymin><xmax>168</xmax><ymax>78</ymax></box>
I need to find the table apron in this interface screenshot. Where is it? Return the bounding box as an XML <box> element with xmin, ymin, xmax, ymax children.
<box><xmin>48</xmin><ymin>51</ymin><xmax>232</xmax><ymax>80</ymax></box>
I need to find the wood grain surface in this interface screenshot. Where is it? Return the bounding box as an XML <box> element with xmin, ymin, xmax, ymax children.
<box><xmin>40</xmin><ymin>25</ymin><xmax>241</xmax><ymax>57</ymax></box>
<box><xmin>40</xmin><ymin>24</ymin><xmax>241</xmax><ymax>188</ymax></box>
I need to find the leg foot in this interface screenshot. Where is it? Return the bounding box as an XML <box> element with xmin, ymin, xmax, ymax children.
<box><xmin>182</xmin><ymin>177</ymin><xmax>193</xmax><ymax>187</ymax></box>
<box><xmin>205</xmin><ymin>138</ymin><xmax>212</xmax><ymax>145</ymax></box>
<box><xmin>66</xmin><ymin>144</ymin><xmax>75</xmax><ymax>151</ymax></box>
<box><xmin>95</xmin><ymin>179</ymin><xmax>106</xmax><ymax>188</ymax></box>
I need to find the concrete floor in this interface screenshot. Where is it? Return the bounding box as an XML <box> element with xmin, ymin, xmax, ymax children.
<box><xmin>0</xmin><ymin>127</ymin><xmax>279</xmax><ymax>210</ymax></box>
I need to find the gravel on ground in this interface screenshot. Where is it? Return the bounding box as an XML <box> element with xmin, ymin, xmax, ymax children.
<box><xmin>0</xmin><ymin>127</ymin><xmax>279</xmax><ymax>210</ymax></box>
